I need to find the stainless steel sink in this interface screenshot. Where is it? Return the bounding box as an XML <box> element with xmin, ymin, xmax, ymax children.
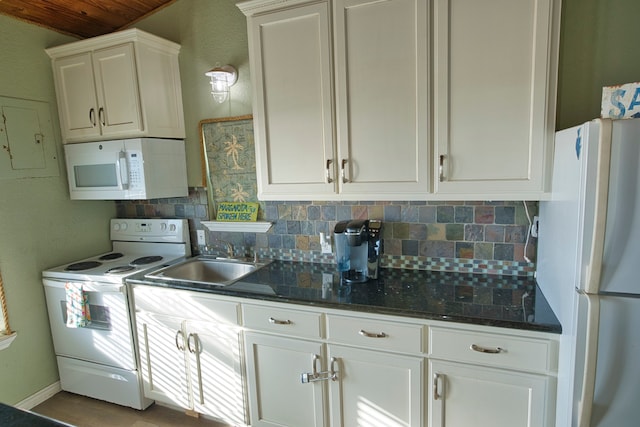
<box><xmin>145</xmin><ymin>256</ymin><xmax>270</xmax><ymax>286</ymax></box>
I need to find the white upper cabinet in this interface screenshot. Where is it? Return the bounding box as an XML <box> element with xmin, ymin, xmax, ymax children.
<box><xmin>46</xmin><ymin>29</ymin><xmax>185</xmax><ymax>144</ymax></box>
<box><xmin>239</xmin><ymin>0</ymin><xmax>559</xmax><ymax>200</ymax></box>
<box><xmin>334</xmin><ymin>0</ymin><xmax>430</xmax><ymax>198</ymax></box>
<box><xmin>245</xmin><ymin>2</ymin><xmax>336</xmax><ymax>198</ymax></box>
<box><xmin>433</xmin><ymin>0</ymin><xmax>560</xmax><ymax>199</ymax></box>
<box><xmin>239</xmin><ymin>0</ymin><xmax>430</xmax><ymax>200</ymax></box>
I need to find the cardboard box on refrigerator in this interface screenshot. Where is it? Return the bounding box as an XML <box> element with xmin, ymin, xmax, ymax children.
<box><xmin>601</xmin><ymin>82</ymin><xmax>640</xmax><ymax>119</ymax></box>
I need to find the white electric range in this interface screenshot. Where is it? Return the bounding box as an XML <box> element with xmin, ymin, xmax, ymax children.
<box><xmin>42</xmin><ymin>218</ymin><xmax>191</xmax><ymax>409</ymax></box>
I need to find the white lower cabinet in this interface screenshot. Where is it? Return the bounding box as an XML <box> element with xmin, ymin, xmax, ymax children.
<box><xmin>428</xmin><ymin>360</ymin><xmax>551</xmax><ymax>427</ymax></box>
<box><xmin>328</xmin><ymin>344</ymin><xmax>423</xmax><ymax>427</ymax></box>
<box><xmin>244</xmin><ymin>333</ymin><xmax>327</xmax><ymax>427</ymax></box>
<box><xmin>428</xmin><ymin>326</ymin><xmax>557</xmax><ymax>427</ymax></box>
<box><xmin>133</xmin><ymin>289</ymin><xmax>558</xmax><ymax>427</ymax></box>
<box><xmin>133</xmin><ymin>287</ymin><xmax>246</xmax><ymax>425</ymax></box>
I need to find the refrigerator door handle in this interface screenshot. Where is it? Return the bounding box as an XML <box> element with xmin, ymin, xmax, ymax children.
<box><xmin>582</xmin><ymin>120</ymin><xmax>612</xmax><ymax>294</ymax></box>
<box><xmin>577</xmin><ymin>293</ymin><xmax>600</xmax><ymax>427</ymax></box>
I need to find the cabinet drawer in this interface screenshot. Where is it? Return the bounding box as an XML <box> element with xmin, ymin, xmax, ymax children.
<box><xmin>189</xmin><ymin>295</ymin><xmax>240</xmax><ymax>325</ymax></box>
<box><xmin>133</xmin><ymin>285</ymin><xmax>240</xmax><ymax>325</ymax></box>
<box><xmin>429</xmin><ymin>327</ymin><xmax>555</xmax><ymax>373</ymax></box>
<box><xmin>242</xmin><ymin>304</ymin><xmax>323</xmax><ymax>339</ymax></box>
<box><xmin>326</xmin><ymin>314</ymin><xmax>423</xmax><ymax>354</ymax></box>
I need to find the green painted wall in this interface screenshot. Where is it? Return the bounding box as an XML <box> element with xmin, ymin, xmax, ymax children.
<box><xmin>0</xmin><ymin>16</ymin><xmax>116</xmax><ymax>404</ymax></box>
<box><xmin>132</xmin><ymin>0</ymin><xmax>251</xmax><ymax>186</ymax></box>
<box><xmin>557</xmin><ymin>0</ymin><xmax>640</xmax><ymax>129</ymax></box>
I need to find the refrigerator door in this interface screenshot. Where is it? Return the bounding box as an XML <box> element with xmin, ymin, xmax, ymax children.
<box><xmin>599</xmin><ymin>119</ymin><xmax>640</xmax><ymax>295</ymax></box>
<box><xmin>538</xmin><ymin>120</ymin><xmax>599</xmax><ymax>427</ymax></box>
<box><xmin>588</xmin><ymin>295</ymin><xmax>640</xmax><ymax>426</ymax></box>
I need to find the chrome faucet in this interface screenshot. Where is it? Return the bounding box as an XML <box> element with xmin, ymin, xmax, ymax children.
<box><xmin>209</xmin><ymin>240</ymin><xmax>234</xmax><ymax>258</ymax></box>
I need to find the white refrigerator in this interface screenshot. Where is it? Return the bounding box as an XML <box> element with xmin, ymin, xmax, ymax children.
<box><xmin>537</xmin><ymin>118</ymin><xmax>640</xmax><ymax>427</ymax></box>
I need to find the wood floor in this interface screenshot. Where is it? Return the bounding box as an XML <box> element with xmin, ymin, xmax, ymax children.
<box><xmin>32</xmin><ymin>392</ymin><xmax>231</xmax><ymax>427</ymax></box>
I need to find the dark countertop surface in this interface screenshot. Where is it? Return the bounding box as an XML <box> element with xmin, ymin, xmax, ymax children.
<box><xmin>0</xmin><ymin>403</ymin><xmax>73</xmax><ymax>427</ymax></box>
<box><xmin>129</xmin><ymin>259</ymin><xmax>561</xmax><ymax>334</ymax></box>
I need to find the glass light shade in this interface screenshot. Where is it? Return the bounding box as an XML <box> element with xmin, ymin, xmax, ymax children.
<box><xmin>205</xmin><ymin>65</ymin><xmax>237</xmax><ymax>104</ymax></box>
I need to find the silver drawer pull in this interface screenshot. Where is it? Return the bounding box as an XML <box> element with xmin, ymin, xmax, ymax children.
<box><xmin>359</xmin><ymin>329</ymin><xmax>387</xmax><ymax>338</ymax></box>
<box><xmin>269</xmin><ymin>317</ymin><xmax>292</xmax><ymax>325</ymax></box>
<box><xmin>471</xmin><ymin>344</ymin><xmax>504</xmax><ymax>354</ymax></box>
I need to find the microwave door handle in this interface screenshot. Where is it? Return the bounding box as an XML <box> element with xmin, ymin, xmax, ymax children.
<box><xmin>117</xmin><ymin>150</ymin><xmax>130</xmax><ymax>190</ymax></box>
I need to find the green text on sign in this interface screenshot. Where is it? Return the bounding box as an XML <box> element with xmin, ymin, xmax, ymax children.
<box><xmin>216</xmin><ymin>202</ymin><xmax>259</xmax><ymax>222</ymax></box>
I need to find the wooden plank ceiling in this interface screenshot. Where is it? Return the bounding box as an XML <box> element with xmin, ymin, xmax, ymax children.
<box><xmin>0</xmin><ymin>0</ymin><xmax>176</xmax><ymax>39</ymax></box>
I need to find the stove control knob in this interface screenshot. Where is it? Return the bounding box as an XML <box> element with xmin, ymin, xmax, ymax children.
<box><xmin>161</xmin><ymin>223</ymin><xmax>167</xmax><ymax>231</ymax></box>
<box><xmin>121</xmin><ymin>222</ymin><xmax>128</xmax><ymax>231</ymax></box>
<box><xmin>169</xmin><ymin>224</ymin><xmax>176</xmax><ymax>231</ymax></box>
<box><xmin>113</xmin><ymin>223</ymin><xmax>121</xmax><ymax>231</ymax></box>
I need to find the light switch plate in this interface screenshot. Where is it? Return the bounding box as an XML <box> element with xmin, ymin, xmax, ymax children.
<box><xmin>197</xmin><ymin>230</ymin><xmax>206</xmax><ymax>246</ymax></box>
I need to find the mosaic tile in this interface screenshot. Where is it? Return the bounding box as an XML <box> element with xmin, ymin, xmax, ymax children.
<box><xmin>505</xmin><ymin>225</ymin><xmax>528</xmax><ymax>244</ymax></box>
<box><xmin>409</xmin><ymin>223</ymin><xmax>428</xmax><ymax>240</ymax></box>
<box><xmin>418</xmin><ymin>205</ymin><xmax>437</xmax><ymax>223</ymax></box>
<box><xmin>494</xmin><ymin>243</ymin><xmax>514</xmax><ymax>261</ymax></box>
<box><xmin>401</xmin><ymin>205</ymin><xmax>420</xmax><ymax>222</ymax></box>
<box><xmin>427</xmin><ymin>223</ymin><xmax>446</xmax><ymax>240</ymax></box>
<box><xmin>495</xmin><ymin>206</ymin><xmax>515</xmax><ymax>224</ymax></box>
<box><xmin>464</xmin><ymin>224</ymin><xmax>484</xmax><ymax>242</ymax></box>
<box><xmin>322</xmin><ymin>205</ymin><xmax>337</xmax><ymax>221</ymax></box>
<box><xmin>366</xmin><ymin>205</ymin><xmax>384</xmax><ymax>220</ymax></box>
<box><xmin>446</xmin><ymin>224</ymin><xmax>464</xmax><ymax>241</ymax></box>
<box><xmin>485</xmin><ymin>225</ymin><xmax>505</xmax><ymax>242</ymax></box>
<box><xmin>455</xmin><ymin>206</ymin><xmax>474</xmax><ymax>223</ymax></box>
<box><xmin>307</xmin><ymin>205</ymin><xmax>321</xmax><ymax>220</ymax></box>
<box><xmin>474</xmin><ymin>206</ymin><xmax>494</xmax><ymax>224</ymax></box>
<box><xmin>437</xmin><ymin>205</ymin><xmax>454</xmax><ymax>223</ymax></box>
<box><xmin>426</xmin><ymin>241</ymin><xmax>455</xmax><ymax>258</ymax></box>
<box><xmin>402</xmin><ymin>240</ymin><xmax>419</xmax><ymax>256</ymax></box>
<box><xmin>393</xmin><ymin>223</ymin><xmax>410</xmax><ymax>239</ymax></box>
<box><xmin>456</xmin><ymin>242</ymin><xmax>474</xmax><ymax>259</ymax></box>
<box><xmin>384</xmin><ymin>205</ymin><xmax>402</xmax><ymax>222</ymax></box>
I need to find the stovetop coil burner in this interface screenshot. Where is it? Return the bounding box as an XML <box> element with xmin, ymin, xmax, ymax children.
<box><xmin>105</xmin><ymin>265</ymin><xmax>136</xmax><ymax>274</ymax></box>
<box><xmin>99</xmin><ymin>252</ymin><xmax>124</xmax><ymax>261</ymax></box>
<box><xmin>65</xmin><ymin>261</ymin><xmax>102</xmax><ymax>271</ymax></box>
<box><xmin>130</xmin><ymin>256</ymin><xmax>163</xmax><ymax>266</ymax></box>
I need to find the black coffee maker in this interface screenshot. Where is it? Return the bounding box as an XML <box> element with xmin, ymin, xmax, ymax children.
<box><xmin>333</xmin><ymin>219</ymin><xmax>382</xmax><ymax>283</ymax></box>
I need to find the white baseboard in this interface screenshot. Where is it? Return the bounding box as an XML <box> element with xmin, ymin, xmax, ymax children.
<box><xmin>15</xmin><ymin>381</ymin><xmax>61</xmax><ymax>410</ymax></box>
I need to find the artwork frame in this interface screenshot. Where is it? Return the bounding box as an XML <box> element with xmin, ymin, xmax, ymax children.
<box><xmin>198</xmin><ymin>115</ymin><xmax>261</xmax><ymax>220</ymax></box>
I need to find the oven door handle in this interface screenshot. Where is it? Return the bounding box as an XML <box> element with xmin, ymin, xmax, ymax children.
<box><xmin>42</xmin><ymin>278</ymin><xmax>125</xmax><ymax>294</ymax></box>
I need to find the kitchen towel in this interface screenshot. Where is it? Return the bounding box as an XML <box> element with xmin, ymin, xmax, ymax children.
<box><xmin>65</xmin><ymin>282</ymin><xmax>91</xmax><ymax>328</ymax></box>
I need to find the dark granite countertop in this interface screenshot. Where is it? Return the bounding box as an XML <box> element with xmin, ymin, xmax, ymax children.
<box><xmin>0</xmin><ymin>403</ymin><xmax>73</xmax><ymax>427</ymax></box>
<box><xmin>129</xmin><ymin>260</ymin><xmax>561</xmax><ymax>334</ymax></box>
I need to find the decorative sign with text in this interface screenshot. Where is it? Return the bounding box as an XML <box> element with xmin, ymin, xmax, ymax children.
<box><xmin>215</xmin><ymin>202</ymin><xmax>259</xmax><ymax>222</ymax></box>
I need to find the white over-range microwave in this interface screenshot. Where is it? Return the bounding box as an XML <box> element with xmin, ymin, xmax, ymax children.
<box><xmin>64</xmin><ymin>138</ymin><xmax>188</xmax><ymax>200</ymax></box>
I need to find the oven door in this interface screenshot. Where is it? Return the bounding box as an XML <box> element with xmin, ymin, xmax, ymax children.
<box><xmin>43</xmin><ymin>278</ymin><xmax>136</xmax><ymax>370</ymax></box>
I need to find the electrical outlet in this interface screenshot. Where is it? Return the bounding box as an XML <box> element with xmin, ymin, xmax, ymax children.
<box><xmin>320</xmin><ymin>232</ymin><xmax>332</xmax><ymax>254</ymax></box>
<box><xmin>531</xmin><ymin>216</ymin><xmax>539</xmax><ymax>238</ymax></box>
<box><xmin>197</xmin><ymin>230</ymin><xmax>206</xmax><ymax>246</ymax></box>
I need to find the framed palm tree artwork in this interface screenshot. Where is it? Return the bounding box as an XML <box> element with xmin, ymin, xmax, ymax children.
<box><xmin>199</xmin><ymin>115</ymin><xmax>263</xmax><ymax>219</ymax></box>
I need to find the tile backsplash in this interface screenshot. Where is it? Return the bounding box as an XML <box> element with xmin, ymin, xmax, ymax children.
<box><xmin>116</xmin><ymin>191</ymin><xmax>537</xmax><ymax>277</ymax></box>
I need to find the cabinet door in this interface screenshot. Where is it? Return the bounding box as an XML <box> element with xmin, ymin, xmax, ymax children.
<box><xmin>244</xmin><ymin>332</ymin><xmax>326</xmax><ymax>427</ymax></box>
<box><xmin>334</xmin><ymin>0</ymin><xmax>430</xmax><ymax>198</ymax></box>
<box><xmin>433</xmin><ymin>0</ymin><xmax>558</xmax><ymax>197</ymax></box>
<box><xmin>429</xmin><ymin>360</ymin><xmax>552</xmax><ymax>427</ymax></box>
<box><xmin>51</xmin><ymin>52</ymin><xmax>100</xmax><ymax>141</ymax></box>
<box><xmin>92</xmin><ymin>43</ymin><xmax>143</xmax><ymax>138</ymax></box>
<box><xmin>248</xmin><ymin>2</ymin><xmax>336</xmax><ymax>200</ymax></box>
<box><xmin>187</xmin><ymin>320</ymin><xmax>247</xmax><ymax>426</ymax></box>
<box><xmin>137</xmin><ymin>312</ymin><xmax>190</xmax><ymax>408</ymax></box>
<box><xmin>328</xmin><ymin>344</ymin><xmax>423</xmax><ymax>427</ymax></box>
